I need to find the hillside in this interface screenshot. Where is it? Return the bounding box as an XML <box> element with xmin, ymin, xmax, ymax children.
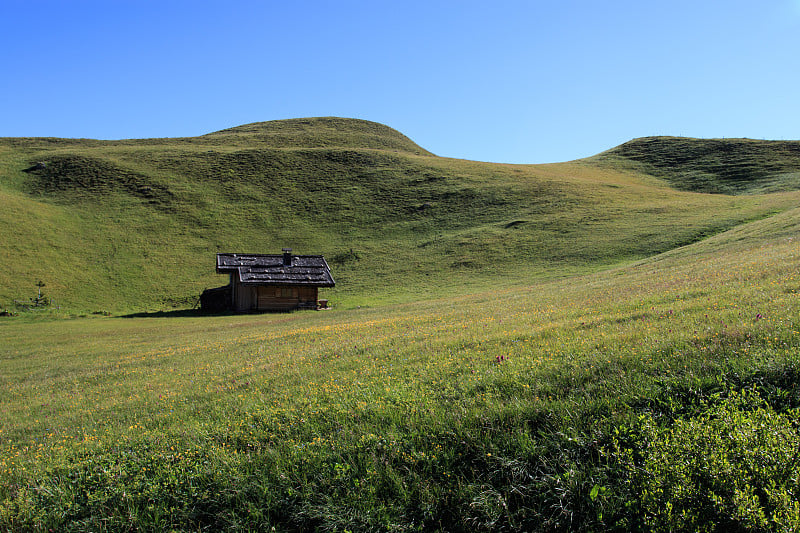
<box><xmin>1</xmin><ymin>118</ymin><xmax>799</xmax><ymax>313</ymax></box>
<box><xmin>592</xmin><ymin>136</ymin><xmax>800</xmax><ymax>194</ymax></box>
<box><xmin>2</xmin><ymin>204</ymin><xmax>799</xmax><ymax>530</ymax></box>
<box><xmin>2</xmin><ymin>121</ymin><xmax>800</xmax><ymax>530</ymax></box>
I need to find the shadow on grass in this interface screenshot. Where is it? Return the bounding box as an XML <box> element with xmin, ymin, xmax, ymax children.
<box><xmin>118</xmin><ymin>309</ymin><xmax>304</xmax><ymax>318</ymax></box>
<box><xmin>119</xmin><ymin>308</ymin><xmax>209</xmax><ymax>318</ymax></box>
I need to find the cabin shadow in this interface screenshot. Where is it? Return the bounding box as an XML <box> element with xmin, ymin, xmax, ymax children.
<box><xmin>119</xmin><ymin>307</ymin><xmax>314</xmax><ymax>319</ymax></box>
<box><xmin>119</xmin><ymin>308</ymin><xmax>205</xmax><ymax>319</ymax></box>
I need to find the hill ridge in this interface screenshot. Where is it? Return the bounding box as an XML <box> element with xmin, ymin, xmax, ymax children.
<box><xmin>592</xmin><ymin>135</ymin><xmax>800</xmax><ymax>194</ymax></box>
<box><xmin>197</xmin><ymin>116</ymin><xmax>434</xmax><ymax>155</ymax></box>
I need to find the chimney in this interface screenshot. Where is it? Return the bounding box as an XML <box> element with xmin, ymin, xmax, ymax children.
<box><xmin>282</xmin><ymin>248</ymin><xmax>292</xmax><ymax>266</ymax></box>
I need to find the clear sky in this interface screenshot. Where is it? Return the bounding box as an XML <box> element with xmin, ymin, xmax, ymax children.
<box><xmin>3</xmin><ymin>0</ymin><xmax>799</xmax><ymax>163</ymax></box>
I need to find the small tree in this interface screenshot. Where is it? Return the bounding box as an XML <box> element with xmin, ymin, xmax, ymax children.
<box><xmin>31</xmin><ymin>280</ymin><xmax>50</xmax><ymax>307</ymax></box>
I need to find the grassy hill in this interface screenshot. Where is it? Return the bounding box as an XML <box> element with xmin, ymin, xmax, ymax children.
<box><xmin>2</xmin><ymin>119</ymin><xmax>800</xmax><ymax>530</ymax></box>
<box><xmin>1</xmin><ymin>117</ymin><xmax>799</xmax><ymax>313</ymax></box>
<box><xmin>592</xmin><ymin>136</ymin><xmax>800</xmax><ymax>194</ymax></box>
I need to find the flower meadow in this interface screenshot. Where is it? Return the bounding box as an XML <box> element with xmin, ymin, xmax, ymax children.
<box><xmin>2</xmin><ymin>215</ymin><xmax>800</xmax><ymax>531</ymax></box>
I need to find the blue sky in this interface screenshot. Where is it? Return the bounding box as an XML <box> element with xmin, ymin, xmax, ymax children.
<box><xmin>3</xmin><ymin>0</ymin><xmax>799</xmax><ymax>163</ymax></box>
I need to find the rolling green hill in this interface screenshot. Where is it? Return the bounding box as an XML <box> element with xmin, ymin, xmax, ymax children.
<box><xmin>592</xmin><ymin>136</ymin><xmax>800</xmax><ymax>194</ymax></box>
<box><xmin>2</xmin><ymin>118</ymin><xmax>800</xmax><ymax>530</ymax></box>
<box><xmin>1</xmin><ymin>117</ymin><xmax>799</xmax><ymax>313</ymax></box>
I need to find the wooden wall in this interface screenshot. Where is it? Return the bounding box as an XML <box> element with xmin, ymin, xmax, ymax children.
<box><xmin>232</xmin><ymin>282</ymin><xmax>318</xmax><ymax>312</ymax></box>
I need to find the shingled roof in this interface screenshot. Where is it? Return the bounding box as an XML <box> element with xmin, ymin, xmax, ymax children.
<box><xmin>216</xmin><ymin>252</ymin><xmax>335</xmax><ymax>287</ymax></box>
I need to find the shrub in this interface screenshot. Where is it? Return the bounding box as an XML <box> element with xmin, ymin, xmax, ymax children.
<box><xmin>614</xmin><ymin>389</ymin><xmax>800</xmax><ymax>532</ymax></box>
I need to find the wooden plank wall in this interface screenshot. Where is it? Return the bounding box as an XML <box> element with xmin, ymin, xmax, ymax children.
<box><xmin>232</xmin><ymin>284</ymin><xmax>319</xmax><ymax>311</ymax></box>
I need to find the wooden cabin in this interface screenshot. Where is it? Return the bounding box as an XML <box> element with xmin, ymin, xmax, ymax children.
<box><xmin>200</xmin><ymin>249</ymin><xmax>335</xmax><ymax>312</ymax></box>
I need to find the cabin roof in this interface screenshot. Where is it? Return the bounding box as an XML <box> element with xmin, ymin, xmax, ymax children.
<box><xmin>216</xmin><ymin>253</ymin><xmax>335</xmax><ymax>287</ymax></box>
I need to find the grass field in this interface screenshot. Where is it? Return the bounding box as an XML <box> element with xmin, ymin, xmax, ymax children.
<box><xmin>2</xmin><ymin>204</ymin><xmax>800</xmax><ymax>530</ymax></box>
<box><xmin>2</xmin><ymin>119</ymin><xmax>800</xmax><ymax>530</ymax></box>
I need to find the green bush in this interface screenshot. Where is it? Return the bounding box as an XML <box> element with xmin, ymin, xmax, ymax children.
<box><xmin>615</xmin><ymin>389</ymin><xmax>800</xmax><ymax>532</ymax></box>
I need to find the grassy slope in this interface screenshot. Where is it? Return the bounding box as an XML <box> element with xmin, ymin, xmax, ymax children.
<box><xmin>1</xmin><ymin>204</ymin><xmax>798</xmax><ymax>531</ymax></box>
<box><xmin>1</xmin><ymin>118</ymin><xmax>799</xmax><ymax>313</ymax></box>
<box><xmin>2</xmin><ymin>120</ymin><xmax>800</xmax><ymax>529</ymax></box>
<box><xmin>592</xmin><ymin>136</ymin><xmax>800</xmax><ymax>194</ymax></box>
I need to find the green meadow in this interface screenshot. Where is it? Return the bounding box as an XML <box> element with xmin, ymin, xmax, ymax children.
<box><xmin>1</xmin><ymin>118</ymin><xmax>800</xmax><ymax>530</ymax></box>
